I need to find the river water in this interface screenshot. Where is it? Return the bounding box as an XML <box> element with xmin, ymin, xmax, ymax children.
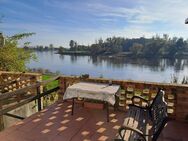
<box><xmin>27</xmin><ymin>51</ymin><xmax>188</xmax><ymax>83</ymax></box>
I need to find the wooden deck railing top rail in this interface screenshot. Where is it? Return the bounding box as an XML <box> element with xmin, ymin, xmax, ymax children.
<box><xmin>0</xmin><ymin>75</ymin><xmax>59</xmax><ymax>99</ymax></box>
<box><xmin>0</xmin><ymin>71</ymin><xmax>41</xmax><ymax>76</ymax></box>
<box><xmin>59</xmin><ymin>75</ymin><xmax>188</xmax><ymax>88</ymax></box>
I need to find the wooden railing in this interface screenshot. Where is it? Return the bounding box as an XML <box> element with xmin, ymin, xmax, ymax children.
<box><xmin>0</xmin><ymin>72</ymin><xmax>60</xmax><ymax>130</ymax></box>
<box><xmin>59</xmin><ymin>75</ymin><xmax>188</xmax><ymax>121</ymax></box>
<box><xmin>1</xmin><ymin>71</ymin><xmax>188</xmax><ymax>127</ymax></box>
<box><xmin>0</xmin><ymin>75</ymin><xmax>60</xmax><ymax>115</ymax></box>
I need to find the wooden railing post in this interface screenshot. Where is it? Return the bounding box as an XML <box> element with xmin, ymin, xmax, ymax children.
<box><xmin>0</xmin><ymin>93</ymin><xmax>4</xmax><ymax>131</ymax></box>
<box><xmin>0</xmin><ymin>116</ymin><xmax>4</xmax><ymax>131</ymax></box>
<box><xmin>16</xmin><ymin>80</ymin><xmax>21</xmax><ymax>103</ymax></box>
<box><xmin>36</xmin><ymin>82</ymin><xmax>41</xmax><ymax>112</ymax></box>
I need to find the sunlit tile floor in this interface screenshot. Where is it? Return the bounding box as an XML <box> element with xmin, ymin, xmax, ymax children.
<box><xmin>0</xmin><ymin>99</ymin><xmax>188</xmax><ymax>141</ymax></box>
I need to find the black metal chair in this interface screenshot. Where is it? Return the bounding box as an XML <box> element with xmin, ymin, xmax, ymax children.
<box><xmin>116</xmin><ymin>89</ymin><xmax>168</xmax><ymax>141</ymax></box>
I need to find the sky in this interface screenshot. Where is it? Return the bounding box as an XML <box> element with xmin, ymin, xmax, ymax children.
<box><xmin>0</xmin><ymin>0</ymin><xmax>188</xmax><ymax>47</ymax></box>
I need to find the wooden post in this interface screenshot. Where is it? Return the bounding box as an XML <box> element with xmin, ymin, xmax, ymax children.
<box><xmin>114</xmin><ymin>95</ymin><xmax>119</xmax><ymax>111</ymax></box>
<box><xmin>0</xmin><ymin>116</ymin><xmax>4</xmax><ymax>131</ymax></box>
<box><xmin>36</xmin><ymin>84</ymin><xmax>41</xmax><ymax>112</ymax></box>
<box><xmin>16</xmin><ymin>80</ymin><xmax>21</xmax><ymax>102</ymax></box>
<box><xmin>63</xmin><ymin>79</ymin><xmax>67</xmax><ymax>94</ymax></box>
<box><xmin>0</xmin><ymin>93</ymin><xmax>4</xmax><ymax>131</ymax></box>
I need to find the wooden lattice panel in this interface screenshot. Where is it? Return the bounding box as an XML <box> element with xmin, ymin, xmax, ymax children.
<box><xmin>1</xmin><ymin>72</ymin><xmax>40</xmax><ymax>92</ymax></box>
<box><xmin>0</xmin><ymin>72</ymin><xmax>42</xmax><ymax>104</ymax></box>
<box><xmin>0</xmin><ymin>71</ymin><xmax>41</xmax><ymax>127</ymax></box>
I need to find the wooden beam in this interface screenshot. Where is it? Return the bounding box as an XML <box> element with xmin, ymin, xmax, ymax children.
<box><xmin>0</xmin><ymin>96</ymin><xmax>36</xmax><ymax>116</ymax></box>
<box><xmin>0</xmin><ymin>76</ymin><xmax>60</xmax><ymax>100</ymax></box>
<box><xmin>0</xmin><ymin>86</ymin><xmax>60</xmax><ymax>116</ymax></box>
<box><xmin>37</xmin><ymin>86</ymin><xmax>60</xmax><ymax>98</ymax></box>
<box><xmin>0</xmin><ymin>116</ymin><xmax>4</xmax><ymax>131</ymax></box>
<box><xmin>0</xmin><ymin>94</ymin><xmax>4</xmax><ymax>131</ymax></box>
<box><xmin>36</xmin><ymin>85</ymin><xmax>41</xmax><ymax>111</ymax></box>
<box><xmin>4</xmin><ymin>113</ymin><xmax>25</xmax><ymax>120</ymax></box>
<box><xmin>1</xmin><ymin>94</ymin><xmax>32</xmax><ymax>106</ymax></box>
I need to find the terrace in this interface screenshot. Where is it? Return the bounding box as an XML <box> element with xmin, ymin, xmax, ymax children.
<box><xmin>0</xmin><ymin>71</ymin><xmax>188</xmax><ymax>141</ymax></box>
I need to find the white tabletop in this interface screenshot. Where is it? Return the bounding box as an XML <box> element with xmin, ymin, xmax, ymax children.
<box><xmin>63</xmin><ymin>82</ymin><xmax>120</xmax><ymax>105</ymax></box>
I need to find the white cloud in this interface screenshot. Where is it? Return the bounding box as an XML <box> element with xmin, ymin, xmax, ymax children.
<box><xmin>2</xmin><ymin>0</ymin><xmax>188</xmax><ymax>46</ymax></box>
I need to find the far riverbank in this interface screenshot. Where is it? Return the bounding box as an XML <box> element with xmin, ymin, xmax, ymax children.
<box><xmin>27</xmin><ymin>51</ymin><xmax>188</xmax><ymax>83</ymax></box>
<box><xmin>56</xmin><ymin>50</ymin><xmax>188</xmax><ymax>59</ymax></box>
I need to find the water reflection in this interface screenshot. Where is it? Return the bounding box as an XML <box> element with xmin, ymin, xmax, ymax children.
<box><xmin>58</xmin><ymin>54</ymin><xmax>188</xmax><ymax>72</ymax></box>
<box><xmin>28</xmin><ymin>51</ymin><xmax>188</xmax><ymax>83</ymax></box>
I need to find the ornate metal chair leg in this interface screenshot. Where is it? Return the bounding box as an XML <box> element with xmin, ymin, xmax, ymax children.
<box><xmin>106</xmin><ymin>102</ymin><xmax>109</xmax><ymax>122</ymax></box>
<box><xmin>71</xmin><ymin>98</ymin><xmax>74</xmax><ymax>115</ymax></box>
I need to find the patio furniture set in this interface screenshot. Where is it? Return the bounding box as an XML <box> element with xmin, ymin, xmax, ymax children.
<box><xmin>63</xmin><ymin>82</ymin><xmax>168</xmax><ymax>141</ymax></box>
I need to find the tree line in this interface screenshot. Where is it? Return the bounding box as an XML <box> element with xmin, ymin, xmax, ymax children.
<box><xmin>58</xmin><ymin>34</ymin><xmax>188</xmax><ymax>58</ymax></box>
<box><xmin>24</xmin><ymin>44</ymin><xmax>59</xmax><ymax>51</ymax></box>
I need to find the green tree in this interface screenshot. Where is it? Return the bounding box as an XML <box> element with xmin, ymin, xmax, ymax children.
<box><xmin>69</xmin><ymin>40</ymin><xmax>78</xmax><ymax>51</ymax></box>
<box><xmin>49</xmin><ymin>44</ymin><xmax>54</xmax><ymax>50</ymax></box>
<box><xmin>176</xmin><ymin>38</ymin><xmax>185</xmax><ymax>50</ymax></box>
<box><xmin>69</xmin><ymin>40</ymin><xmax>75</xmax><ymax>49</ymax></box>
<box><xmin>0</xmin><ymin>33</ymin><xmax>4</xmax><ymax>47</ymax></box>
<box><xmin>0</xmin><ymin>33</ymin><xmax>36</xmax><ymax>71</ymax></box>
<box><xmin>66</xmin><ymin>35</ymin><xmax>188</xmax><ymax>57</ymax></box>
<box><xmin>130</xmin><ymin>43</ymin><xmax>144</xmax><ymax>55</ymax></box>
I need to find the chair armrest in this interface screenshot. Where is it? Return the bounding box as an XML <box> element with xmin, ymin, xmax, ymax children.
<box><xmin>131</xmin><ymin>96</ymin><xmax>149</xmax><ymax>103</ymax></box>
<box><xmin>128</xmin><ymin>104</ymin><xmax>149</xmax><ymax>110</ymax></box>
<box><xmin>118</xmin><ymin>125</ymin><xmax>147</xmax><ymax>141</ymax></box>
<box><xmin>131</xmin><ymin>96</ymin><xmax>149</xmax><ymax>105</ymax></box>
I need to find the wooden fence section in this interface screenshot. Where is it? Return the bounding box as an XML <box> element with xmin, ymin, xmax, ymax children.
<box><xmin>0</xmin><ymin>72</ymin><xmax>42</xmax><ymax>108</ymax></box>
<box><xmin>0</xmin><ymin>75</ymin><xmax>60</xmax><ymax>115</ymax></box>
<box><xmin>0</xmin><ymin>71</ymin><xmax>42</xmax><ymax>130</ymax></box>
<box><xmin>0</xmin><ymin>71</ymin><xmax>42</xmax><ymax>94</ymax></box>
<box><xmin>59</xmin><ymin>75</ymin><xmax>188</xmax><ymax>121</ymax></box>
<box><xmin>0</xmin><ymin>72</ymin><xmax>60</xmax><ymax>130</ymax></box>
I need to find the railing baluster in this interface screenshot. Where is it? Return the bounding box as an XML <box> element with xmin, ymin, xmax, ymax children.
<box><xmin>0</xmin><ymin>93</ymin><xmax>4</xmax><ymax>131</ymax></box>
<box><xmin>36</xmin><ymin>82</ymin><xmax>42</xmax><ymax>111</ymax></box>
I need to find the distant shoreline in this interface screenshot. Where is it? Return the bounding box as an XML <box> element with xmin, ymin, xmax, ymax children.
<box><xmin>55</xmin><ymin>51</ymin><xmax>188</xmax><ymax>59</ymax></box>
<box><xmin>28</xmin><ymin>50</ymin><xmax>188</xmax><ymax>59</ymax></box>
<box><xmin>56</xmin><ymin>50</ymin><xmax>91</xmax><ymax>56</ymax></box>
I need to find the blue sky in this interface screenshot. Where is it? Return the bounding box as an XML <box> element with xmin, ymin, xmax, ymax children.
<box><xmin>0</xmin><ymin>0</ymin><xmax>188</xmax><ymax>47</ymax></box>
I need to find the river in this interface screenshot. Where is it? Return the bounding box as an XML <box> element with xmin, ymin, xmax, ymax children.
<box><xmin>27</xmin><ymin>51</ymin><xmax>188</xmax><ymax>83</ymax></box>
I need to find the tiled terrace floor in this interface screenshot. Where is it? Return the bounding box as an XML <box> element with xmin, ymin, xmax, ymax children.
<box><xmin>0</xmin><ymin>99</ymin><xmax>188</xmax><ymax>141</ymax></box>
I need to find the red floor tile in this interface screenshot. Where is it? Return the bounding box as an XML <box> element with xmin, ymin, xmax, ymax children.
<box><xmin>0</xmin><ymin>99</ymin><xmax>187</xmax><ymax>141</ymax></box>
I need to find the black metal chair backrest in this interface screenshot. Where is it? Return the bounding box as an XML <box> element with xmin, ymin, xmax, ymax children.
<box><xmin>149</xmin><ymin>89</ymin><xmax>168</xmax><ymax>141</ymax></box>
